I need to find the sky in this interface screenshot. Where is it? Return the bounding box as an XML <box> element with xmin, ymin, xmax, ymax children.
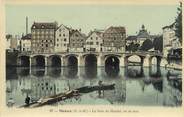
<box><xmin>5</xmin><ymin>4</ymin><xmax>178</xmax><ymax>36</ymax></box>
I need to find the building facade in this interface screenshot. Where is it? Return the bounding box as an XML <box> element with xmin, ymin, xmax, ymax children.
<box><xmin>9</xmin><ymin>35</ymin><xmax>21</xmax><ymax>51</ymax></box>
<box><xmin>125</xmin><ymin>36</ymin><xmax>137</xmax><ymax>46</ymax></box>
<box><xmin>103</xmin><ymin>26</ymin><xmax>126</xmax><ymax>52</ymax></box>
<box><xmin>31</xmin><ymin>22</ymin><xmax>57</xmax><ymax>53</ymax></box>
<box><xmin>136</xmin><ymin>25</ymin><xmax>151</xmax><ymax>46</ymax></box>
<box><xmin>85</xmin><ymin>31</ymin><xmax>103</xmax><ymax>52</ymax></box>
<box><xmin>69</xmin><ymin>30</ymin><xmax>86</xmax><ymax>52</ymax></box>
<box><xmin>6</xmin><ymin>34</ymin><xmax>12</xmax><ymax>50</ymax></box>
<box><xmin>21</xmin><ymin>34</ymin><xmax>32</xmax><ymax>52</ymax></box>
<box><xmin>55</xmin><ymin>24</ymin><xmax>71</xmax><ymax>52</ymax></box>
<box><xmin>162</xmin><ymin>24</ymin><xmax>181</xmax><ymax>57</ymax></box>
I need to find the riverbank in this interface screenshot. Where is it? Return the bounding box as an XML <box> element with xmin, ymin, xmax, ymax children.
<box><xmin>6</xmin><ymin>50</ymin><xmax>18</xmax><ymax>66</ymax></box>
<box><xmin>166</xmin><ymin>63</ymin><xmax>182</xmax><ymax>70</ymax></box>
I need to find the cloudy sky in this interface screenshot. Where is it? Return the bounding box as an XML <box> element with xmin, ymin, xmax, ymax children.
<box><xmin>6</xmin><ymin>4</ymin><xmax>178</xmax><ymax>35</ymax></box>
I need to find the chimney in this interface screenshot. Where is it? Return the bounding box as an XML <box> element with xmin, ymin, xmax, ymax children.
<box><xmin>26</xmin><ymin>16</ymin><xmax>28</xmax><ymax>35</ymax></box>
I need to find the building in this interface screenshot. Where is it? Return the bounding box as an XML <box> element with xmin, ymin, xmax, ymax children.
<box><xmin>136</xmin><ymin>25</ymin><xmax>151</xmax><ymax>46</ymax></box>
<box><xmin>21</xmin><ymin>34</ymin><xmax>32</xmax><ymax>52</ymax></box>
<box><xmin>31</xmin><ymin>22</ymin><xmax>57</xmax><ymax>53</ymax></box>
<box><xmin>55</xmin><ymin>24</ymin><xmax>71</xmax><ymax>52</ymax></box>
<box><xmin>162</xmin><ymin>23</ymin><xmax>181</xmax><ymax>57</ymax></box>
<box><xmin>103</xmin><ymin>26</ymin><xmax>126</xmax><ymax>52</ymax></box>
<box><xmin>69</xmin><ymin>29</ymin><xmax>86</xmax><ymax>52</ymax></box>
<box><xmin>125</xmin><ymin>36</ymin><xmax>137</xmax><ymax>46</ymax></box>
<box><xmin>85</xmin><ymin>30</ymin><xmax>103</xmax><ymax>52</ymax></box>
<box><xmin>6</xmin><ymin>35</ymin><xmax>21</xmax><ymax>51</ymax></box>
<box><xmin>6</xmin><ymin>34</ymin><xmax>12</xmax><ymax>50</ymax></box>
<box><xmin>163</xmin><ymin>24</ymin><xmax>175</xmax><ymax>48</ymax></box>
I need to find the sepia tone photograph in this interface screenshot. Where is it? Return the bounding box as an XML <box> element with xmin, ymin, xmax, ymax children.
<box><xmin>1</xmin><ymin>0</ymin><xmax>183</xmax><ymax>116</ymax></box>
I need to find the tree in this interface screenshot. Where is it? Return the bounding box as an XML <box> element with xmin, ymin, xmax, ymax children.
<box><xmin>153</xmin><ymin>36</ymin><xmax>163</xmax><ymax>52</ymax></box>
<box><xmin>126</xmin><ymin>42</ymin><xmax>140</xmax><ymax>52</ymax></box>
<box><xmin>6</xmin><ymin>34</ymin><xmax>12</xmax><ymax>39</ymax></box>
<box><xmin>140</xmin><ymin>39</ymin><xmax>153</xmax><ymax>51</ymax></box>
<box><xmin>175</xmin><ymin>2</ymin><xmax>182</xmax><ymax>43</ymax></box>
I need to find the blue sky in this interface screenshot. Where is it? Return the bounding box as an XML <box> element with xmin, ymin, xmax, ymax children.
<box><xmin>5</xmin><ymin>4</ymin><xmax>178</xmax><ymax>35</ymax></box>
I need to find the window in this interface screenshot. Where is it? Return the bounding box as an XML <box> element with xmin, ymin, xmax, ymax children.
<box><xmin>64</xmin><ymin>38</ymin><xmax>66</xmax><ymax>41</ymax></box>
<box><xmin>75</xmin><ymin>34</ymin><xmax>78</xmax><ymax>37</ymax></box>
<box><xmin>91</xmin><ymin>37</ymin><xmax>93</xmax><ymax>40</ymax></box>
<box><xmin>64</xmin><ymin>44</ymin><xmax>66</xmax><ymax>46</ymax></box>
<box><xmin>59</xmin><ymin>29</ymin><xmax>61</xmax><ymax>32</ymax></box>
<box><xmin>96</xmin><ymin>37</ymin><xmax>98</xmax><ymax>40</ymax></box>
<box><xmin>50</xmin><ymin>40</ymin><xmax>52</xmax><ymax>42</ymax></box>
<box><xmin>46</xmin><ymin>40</ymin><xmax>48</xmax><ymax>42</ymax></box>
<box><xmin>46</xmin><ymin>44</ymin><xmax>48</xmax><ymax>47</ymax></box>
<box><xmin>57</xmin><ymin>44</ymin><xmax>59</xmax><ymax>47</ymax></box>
<box><xmin>63</xmin><ymin>34</ymin><xmax>65</xmax><ymax>37</ymax></box>
<box><xmin>96</xmin><ymin>42</ymin><xmax>99</xmax><ymax>45</ymax></box>
<box><xmin>42</xmin><ymin>44</ymin><xmax>44</xmax><ymax>46</ymax></box>
<box><xmin>59</xmin><ymin>34</ymin><xmax>61</xmax><ymax>37</ymax></box>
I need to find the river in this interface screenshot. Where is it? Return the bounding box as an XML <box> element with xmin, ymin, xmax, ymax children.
<box><xmin>6</xmin><ymin>66</ymin><xmax>182</xmax><ymax>107</ymax></box>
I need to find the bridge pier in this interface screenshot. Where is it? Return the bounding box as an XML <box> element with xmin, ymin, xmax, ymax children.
<box><xmin>160</xmin><ymin>58</ymin><xmax>168</xmax><ymax>67</ymax></box>
<box><xmin>97</xmin><ymin>55</ymin><xmax>102</xmax><ymax>66</ymax></box>
<box><xmin>143</xmin><ymin>55</ymin><xmax>151</xmax><ymax>67</ymax></box>
<box><xmin>78</xmin><ymin>55</ymin><xmax>84</xmax><ymax>67</ymax></box>
<box><xmin>45</xmin><ymin>57</ymin><xmax>48</xmax><ymax>67</ymax></box>
<box><xmin>120</xmin><ymin>55</ymin><xmax>125</xmax><ymax>67</ymax></box>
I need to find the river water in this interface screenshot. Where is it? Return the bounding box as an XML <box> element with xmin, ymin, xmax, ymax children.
<box><xmin>6</xmin><ymin>66</ymin><xmax>182</xmax><ymax>107</ymax></box>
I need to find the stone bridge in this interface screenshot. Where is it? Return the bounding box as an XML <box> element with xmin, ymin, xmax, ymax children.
<box><xmin>17</xmin><ymin>51</ymin><xmax>168</xmax><ymax>67</ymax></box>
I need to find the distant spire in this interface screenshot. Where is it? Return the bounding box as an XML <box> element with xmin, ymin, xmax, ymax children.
<box><xmin>142</xmin><ymin>24</ymin><xmax>145</xmax><ymax>30</ymax></box>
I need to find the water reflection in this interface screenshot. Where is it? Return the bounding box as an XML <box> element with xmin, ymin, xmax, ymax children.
<box><xmin>6</xmin><ymin>66</ymin><xmax>182</xmax><ymax>107</ymax></box>
<box><xmin>85</xmin><ymin>66</ymin><xmax>97</xmax><ymax>78</ymax></box>
<box><xmin>63</xmin><ymin>66</ymin><xmax>78</xmax><ymax>78</ymax></box>
<box><xmin>166</xmin><ymin>70</ymin><xmax>182</xmax><ymax>92</ymax></box>
<box><xmin>105</xmin><ymin>66</ymin><xmax>120</xmax><ymax>77</ymax></box>
<box><xmin>125</xmin><ymin>66</ymin><xmax>144</xmax><ymax>78</ymax></box>
<box><xmin>152</xmin><ymin>80</ymin><xmax>163</xmax><ymax>92</ymax></box>
<box><xmin>31</xmin><ymin>67</ymin><xmax>45</xmax><ymax>77</ymax></box>
<box><xmin>16</xmin><ymin>67</ymin><xmax>30</xmax><ymax>77</ymax></box>
<box><xmin>48</xmin><ymin>67</ymin><xmax>61</xmax><ymax>78</ymax></box>
<box><xmin>149</xmin><ymin>66</ymin><xmax>162</xmax><ymax>78</ymax></box>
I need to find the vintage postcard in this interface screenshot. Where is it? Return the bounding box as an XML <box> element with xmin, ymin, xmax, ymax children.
<box><xmin>0</xmin><ymin>0</ymin><xmax>183</xmax><ymax>117</ymax></box>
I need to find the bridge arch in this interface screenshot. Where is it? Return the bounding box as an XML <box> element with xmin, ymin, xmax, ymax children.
<box><xmin>17</xmin><ymin>55</ymin><xmax>30</xmax><ymax>67</ymax></box>
<box><xmin>67</xmin><ymin>55</ymin><xmax>78</xmax><ymax>67</ymax></box>
<box><xmin>84</xmin><ymin>54</ymin><xmax>97</xmax><ymax>78</ymax></box>
<box><xmin>33</xmin><ymin>55</ymin><xmax>45</xmax><ymax>67</ymax></box>
<box><xmin>84</xmin><ymin>54</ymin><xmax>97</xmax><ymax>67</ymax></box>
<box><xmin>105</xmin><ymin>55</ymin><xmax>120</xmax><ymax>77</ymax></box>
<box><xmin>125</xmin><ymin>54</ymin><xmax>144</xmax><ymax>66</ymax></box>
<box><xmin>149</xmin><ymin>56</ymin><xmax>162</xmax><ymax>67</ymax></box>
<box><xmin>48</xmin><ymin>55</ymin><xmax>61</xmax><ymax>67</ymax></box>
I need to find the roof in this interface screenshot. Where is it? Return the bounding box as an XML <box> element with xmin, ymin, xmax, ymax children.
<box><xmin>21</xmin><ymin>34</ymin><xmax>32</xmax><ymax>40</ymax></box>
<box><xmin>137</xmin><ymin>25</ymin><xmax>150</xmax><ymax>38</ymax></box>
<box><xmin>70</xmin><ymin>29</ymin><xmax>86</xmax><ymax>38</ymax></box>
<box><xmin>126</xmin><ymin>36</ymin><xmax>137</xmax><ymax>40</ymax></box>
<box><xmin>162</xmin><ymin>22</ymin><xmax>175</xmax><ymax>29</ymax></box>
<box><xmin>31</xmin><ymin>22</ymin><xmax>57</xmax><ymax>29</ymax></box>
<box><xmin>87</xmin><ymin>30</ymin><xmax>103</xmax><ymax>39</ymax></box>
<box><xmin>104</xmin><ymin>26</ymin><xmax>126</xmax><ymax>34</ymax></box>
<box><xmin>56</xmin><ymin>24</ymin><xmax>71</xmax><ymax>31</ymax></box>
